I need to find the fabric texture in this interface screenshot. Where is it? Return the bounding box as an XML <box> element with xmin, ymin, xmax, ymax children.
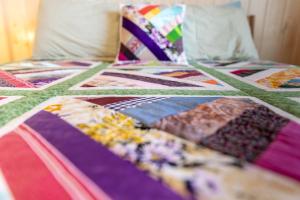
<box><xmin>0</xmin><ymin>58</ymin><xmax>300</xmax><ymax>200</ymax></box>
<box><xmin>115</xmin><ymin>4</ymin><xmax>187</xmax><ymax>64</ymax></box>
<box><xmin>1</xmin><ymin>95</ymin><xmax>300</xmax><ymax>200</ymax></box>
<box><xmin>184</xmin><ymin>6</ymin><xmax>259</xmax><ymax>60</ymax></box>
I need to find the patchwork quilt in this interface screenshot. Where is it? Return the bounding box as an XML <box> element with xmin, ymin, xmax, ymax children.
<box><xmin>0</xmin><ymin>59</ymin><xmax>299</xmax><ymax>200</ymax></box>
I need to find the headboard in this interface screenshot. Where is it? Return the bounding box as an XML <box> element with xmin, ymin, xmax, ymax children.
<box><xmin>248</xmin><ymin>15</ymin><xmax>255</xmax><ymax>37</ymax></box>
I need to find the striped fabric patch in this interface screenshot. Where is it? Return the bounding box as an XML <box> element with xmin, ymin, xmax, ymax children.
<box><xmin>0</xmin><ymin>70</ymin><xmax>35</xmax><ymax>88</ymax></box>
<box><xmin>116</xmin><ymin>4</ymin><xmax>187</xmax><ymax>65</ymax></box>
<box><xmin>94</xmin><ymin>97</ymin><xmax>169</xmax><ymax>112</ymax></box>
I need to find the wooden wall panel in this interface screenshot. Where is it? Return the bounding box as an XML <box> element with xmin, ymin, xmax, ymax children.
<box><xmin>279</xmin><ymin>0</ymin><xmax>300</xmax><ymax>64</ymax></box>
<box><xmin>3</xmin><ymin>0</ymin><xmax>30</xmax><ymax>61</ymax></box>
<box><xmin>293</xmin><ymin>32</ymin><xmax>300</xmax><ymax>64</ymax></box>
<box><xmin>24</xmin><ymin>0</ymin><xmax>40</xmax><ymax>56</ymax></box>
<box><xmin>0</xmin><ymin>1</ymin><xmax>11</xmax><ymax>63</ymax></box>
<box><xmin>246</xmin><ymin>0</ymin><xmax>269</xmax><ymax>52</ymax></box>
<box><xmin>259</xmin><ymin>0</ymin><xmax>287</xmax><ymax>60</ymax></box>
<box><xmin>0</xmin><ymin>0</ymin><xmax>39</xmax><ymax>64</ymax></box>
<box><xmin>0</xmin><ymin>0</ymin><xmax>300</xmax><ymax>65</ymax></box>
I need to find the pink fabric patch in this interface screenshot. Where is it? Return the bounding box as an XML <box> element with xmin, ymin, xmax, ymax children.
<box><xmin>118</xmin><ymin>52</ymin><xmax>128</xmax><ymax>61</ymax></box>
<box><xmin>255</xmin><ymin>121</ymin><xmax>300</xmax><ymax>181</ymax></box>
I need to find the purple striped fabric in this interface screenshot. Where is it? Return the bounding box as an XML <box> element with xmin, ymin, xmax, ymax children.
<box><xmin>102</xmin><ymin>72</ymin><xmax>201</xmax><ymax>87</ymax></box>
<box><xmin>25</xmin><ymin>110</ymin><xmax>184</xmax><ymax>200</ymax></box>
<box><xmin>29</xmin><ymin>77</ymin><xmax>62</xmax><ymax>87</ymax></box>
<box><xmin>255</xmin><ymin>121</ymin><xmax>300</xmax><ymax>181</ymax></box>
<box><xmin>68</xmin><ymin>61</ymin><xmax>91</xmax><ymax>67</ymax></box>
<box><xmin>122</xmin><ymin>17</ymin><xmax>171</xmax><ymax>61</ymax></box>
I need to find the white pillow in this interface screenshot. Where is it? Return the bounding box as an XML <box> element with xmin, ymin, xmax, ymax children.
<box><xmin>33</xmin><ymin>0</ymin><xmax>120</xmax><ymax>60</ymax></box>
<box><xmin>184</xmin><ymin>6</ymin><xmax>259</xmax><ymax>60</ymax></box>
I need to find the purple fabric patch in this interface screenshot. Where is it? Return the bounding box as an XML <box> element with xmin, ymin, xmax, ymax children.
<box><xmin>69</xmin><ymin>61</ymin><xmax>91</xmax><ymax>67</ymax></box>
<box><xmin>255</xmin><ymin>121</ymin><xmax>300</xmax><ymax>181</ymax></box>
<box><xmin>25</xmin><ymin>110</ymin><xmax>183</xmax><ymax>200</ymax></box>
<box><xmin>200</xmin><ymin>105</ymin><xmax>289</xmax><ymax>162</ymax></box>
<box><xmin>123</xmin><ymin>17</ymin><xmax>171</xmax><ymax>61</ymax></box>
<box><xmin>29</xmin><ymin>77</ymin><xmax>62</xmax><ymax>87</ymax></box>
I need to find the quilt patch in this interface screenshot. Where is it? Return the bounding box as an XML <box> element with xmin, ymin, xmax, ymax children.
<box><xmin>116</xmin><ymin>4</ymin><xmax>187</xmax><ymax>64</ymax></box>
<box><xmin>0</xmin><ymin>96</ymin><xmax>300</xmax><ymax>200</ymax></box>
<box><xmin>0</xmin><ymin>60</ymin><xmax>100</xmax><ymax>90</ymax></box>
<box><xmin>71</xmin><ymin>67</ymin><xmax>235</xmax><ymax>90</ymax></box>
<box><xmin>219</xmin><ymin>66</ymin><xmax>300</xmax><ymax>91</ymax></box>
<box><xmin>197</xmin><ymin>59</ymin><xmax>293</xmax><ymax>69</ymax></box>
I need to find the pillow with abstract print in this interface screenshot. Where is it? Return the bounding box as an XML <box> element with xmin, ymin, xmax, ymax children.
<box><xmin>116</xmin><ymin>4</ymin><xmax>188</xmax><ymax>65</ymax></box>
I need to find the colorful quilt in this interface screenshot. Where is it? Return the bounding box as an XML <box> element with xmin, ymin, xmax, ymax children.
<box><xmin>0</xmin><ymin>59</ymin><xmax>299</xmax><ymax>200</ymax></box>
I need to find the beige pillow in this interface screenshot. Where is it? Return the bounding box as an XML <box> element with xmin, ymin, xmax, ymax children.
<box><xmin>33</xmin><ymin>0</ymin><xmax>120</xmax><ymax>60</ymax></box>
<box><xmin>184</xmin><ymin>6</ymin><xmax>259</xmax><ymax>60</ymax></box>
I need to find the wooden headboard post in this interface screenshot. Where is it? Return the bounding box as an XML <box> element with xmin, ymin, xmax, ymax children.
<box><xmin>248</xmin><ymin>15</ymin><xmax>255</xmax><ymax>38</ymax></box>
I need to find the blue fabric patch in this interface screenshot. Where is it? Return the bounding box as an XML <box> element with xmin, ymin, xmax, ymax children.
<box><xmin>151</xmin><ymin>6</ymin><xmax>184</xmax><ymax>31</ymax></box>
<box><xmin>224</xmin><ymin>1</ymin><xmax>242</xmax><ymax>8</ymax></box>
<box><xmin>120</xmin><ymin>97</ymin><xmax>220</xmax><ymax>126</ymax></box>
<box><xmin>287</xmin><ymin>78</ymin><xmax>300</xmax><ymax>83</ymax></box>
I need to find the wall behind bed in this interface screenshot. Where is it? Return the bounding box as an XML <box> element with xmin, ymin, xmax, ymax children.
<box><xmin>0</xmin><ymin>0</ymin><xmax>39</xmax><ymax>64</ymax></box>
<box><xmin>0</xmin><ymin>0</ymin><xmax>300</xmax><ymax>65</ymax></box>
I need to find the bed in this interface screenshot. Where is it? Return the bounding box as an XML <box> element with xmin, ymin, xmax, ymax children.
<box><xmin>0</xmin><ymin>1</ymin><xmax>300</xmax><ymax>200</ymax></box>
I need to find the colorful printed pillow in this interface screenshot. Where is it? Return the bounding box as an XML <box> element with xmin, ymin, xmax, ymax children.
<box><xmin>116</xmin><ymin>4</ymin><xmax>188</xmax><ymax>65</ymax></box>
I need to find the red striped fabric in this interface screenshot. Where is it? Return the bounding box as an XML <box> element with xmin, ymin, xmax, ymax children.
<box><xmin>139</xmin><ymin>5</ymin><xmax>158</xmax><ymax>15</ymax></box>
<box><xmin>0</xmin><ymin>133</ymin><xmax>72</xmax><ymax>200</ymax></box>
<box><xmin>0</xmin><ymin>70</ymin><xmax>35</xmax><ymax>88</ymax></box>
